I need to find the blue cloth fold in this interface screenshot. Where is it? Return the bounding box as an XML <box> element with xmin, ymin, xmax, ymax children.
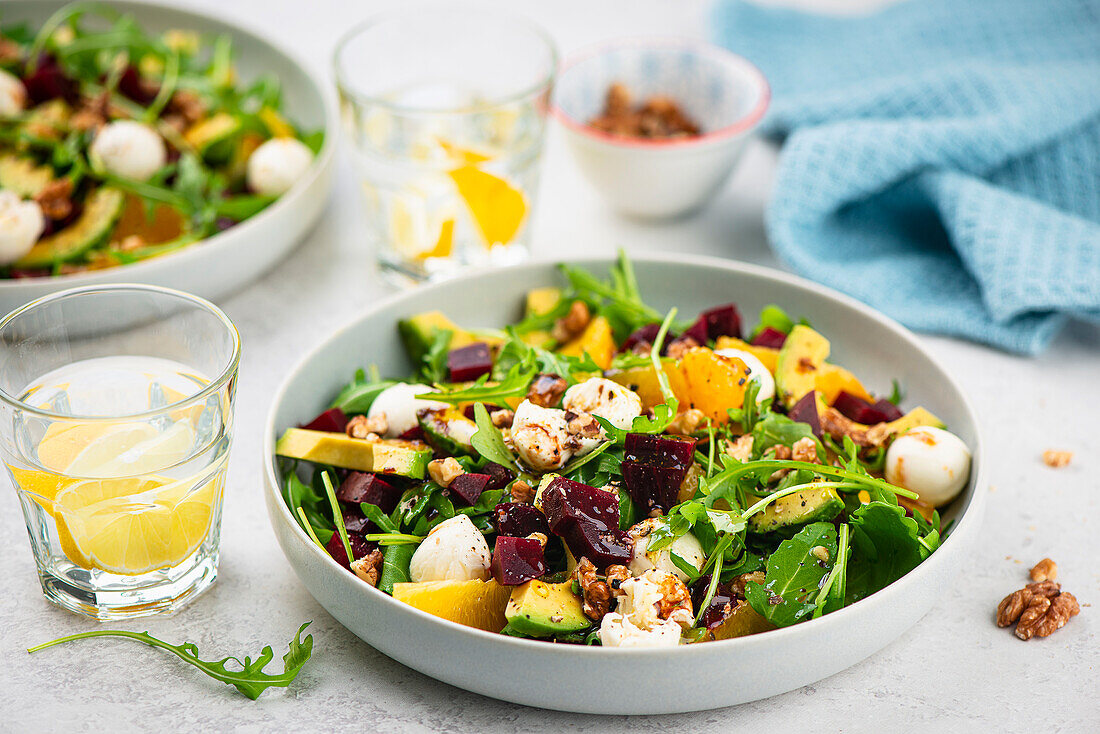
<box><xmin>713</xmin><ymin>0</ymin><xmax>1100</xmax><ymax>353</ymax></box>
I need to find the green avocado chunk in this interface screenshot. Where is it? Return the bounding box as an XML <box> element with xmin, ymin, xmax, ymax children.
<box><xmin>397</xmin><ymin>311</ymin><xmax>480</xmax><ymax>364</ymax></box>
<box><xmin>749</xmin><ymin>486</ymin><xmax>844</xmax><ymax>535</ymax></box>
<box><xmin>504</xmin><ymin>580</ymin><xmax>589</xmax><ymax>637</ymax></box>
<box><xmin>185</xmin><ymin>112</ymin><xmax>242</xmax><ymax>163</ymax></box>
<box><xmin>418</xmin><ymin>407</ymin><xmax>476</xmax><ymax>456</ymax></box>
<box><xmin>14</xmin><ymin>187</ymin><xmax>125</xmax><ymax>268</ymax></box>
<box><xmin>274</xmin><ymin>428</ymin><xmax>431</xmax><ymax>479</ymax></box>
<box><xmin>0</xmin><ymin>153</ymin><xmax>55</xmax><ymax>197</ymax></box>
<box><xmin>774</xmin><ymin>324</ymin><xmax>831</xmax><ymax>407</ymax></box>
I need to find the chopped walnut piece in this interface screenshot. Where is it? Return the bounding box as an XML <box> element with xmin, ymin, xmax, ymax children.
<box><xmin>729</xmin><ymin>571</ymin><xmax>766</xmax><ymax>600</ymax></box>
<box><xmin>726</xmin><ymin>434</ymin><xmax>754</xmax><ymax>462</ymax></box>
<box><xmin>526</xmin><ymin>373</ymin><xmax>568</xmax><ymax>408</ymax></box>
<box><xmin>605</xmin><ymin>564</ymin><xmax>630</xmax><ymax>593</ymax></box>
<box><xmin>347</xmin><ymin>413</ymin><xmax>387</xmax><ymax>439</ymax></box>
<box><xmin>1042</xmin><ymin>450</ymin><xmax>1073</xmax><ymax>468</ymax></box>
<box><xmin>665</xmin><ymin>338</ymin><xmax>699</xmax><ymax>361</ymax></box>
<box><xmin>427</xmin><ymin>457</ymin><xmax>464</xmax><ymax>488</ymax></box>
<box><xmin>997</xmin><ymin>573</ymin><xmax>1080</xmax><ymax>640</ymax></box>
<box><xmin>34</xmin><ymin>178</ymin><xmax>74</xmax><ymax>221</ymax></box>
<box><xmin>588</xmin><ymin>83</ymin><xmax>701</xmax><ymax>139</ymax></box>
<box><xmin>1030</xmin><ymin>558</ymin><xmax>1058</xmax><ymax>583</ymax></box>
<box><xmin>490</xmin><ymin>409</ymin><xmax>514</xmax><ymax>428</ymax></box>
<box><xmin>167</xmin><ymin>89</ymin><xmax>207</xmax><ymax>126</ymax></box>
<box><xmin>654</xmin><ymin>572</ymin><xmax>694</xmax><ymax>627</ymax></box>
<box><xmin>771</xmin><ymin>444</ymin><xmax>792</xmax><ymax>460</ymax></box>
<box><xmin>350</xmin><ymin>549</ymin><xmax>384</xmax><ymax>587</ymax></box>
<box><xmin>667</xmin><ymin>408</ymin><xmax>706</xmax><ymax>436</ymax></box>
<box><xmin>574</xmin><ymin>557</ymin><xmax>611</xmax><ymax>621</ymax></box>
<box><xmin>551</xmin><ymin>301</ymin><xmax>590</xmax><ymax>343</ymax></box>
<box><xmin>820</xmin><ymin>406</ymin><xmax>891</xmax><ymax>448</ymax></box>
<box><xmin>526</xmin><ymin>532</ymin><xmax>549</xmax><ymax>548</ymax></box>
<box><xmin>113</xmin><ymin>235</ymin><xmax>145</xmax><ymax>252</ymax></box>
<box><xmin>0</xmin><ymin>37</ymin><xmax>20</xmax><ymax>64</ymax></box>
<box><xmin>791</xmin><ymin>436</ymin><xmax>819</xmax><ymax>464</ymax></box>
<box><xmin>564</xmin><ymin>411</ymin><xmax>602</xmax><ymax>446</ymax></box>
<box><xmin>69</xmin><ymin>93</ymin><xmax>109</xmax><ymax>132</ymax></box>
<box><xmin>509</xmin><ymin>479</ymin><xmax>535</xmax><ymax>504</ymax></box>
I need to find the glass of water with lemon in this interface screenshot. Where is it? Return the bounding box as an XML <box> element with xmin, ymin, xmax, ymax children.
<box><xmin>0</xmin><ymin>285</ymin><xmax>239</xmax><ymax>619</ymax></box>
<box><xmin>335</xmin><ymin>7</ymin><xmax>557</xmax><ymax>283</ymax></box>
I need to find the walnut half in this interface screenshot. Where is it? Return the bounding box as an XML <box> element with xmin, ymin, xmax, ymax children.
<box><xmin>997</xmin><ymin>575</ymin><xmax>1080</xmax><ymax>641</ymax></box>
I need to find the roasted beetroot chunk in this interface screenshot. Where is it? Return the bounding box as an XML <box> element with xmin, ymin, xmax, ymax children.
<box><xmin>483</xmin><ymin>462</ymin><xmax>515</xmax><ymax>491</ymax></box>
<box><xmin>491</xmin><ymin>536</ymin><xmax>546</xmax><ymax>585</ymax></box>
<box><xmin>834</xmin><ymin>392</ymin><xmax>903</xmax><ymax>424</ymax></box>
<box><xmin>324</xmin><ymin>531</ymin><xmax>375</xmax><ymax>570</ymax></box>
<box><xmin>541</xmin><ymin>477</ymin><xmax>631</xmax><ymax>568</ymax></box>
<box><xmin>449</xmin><ymin>472</ymin><xmax>491</xmax><ymax>506</ymax></box>
<box><xmin>22</xmin><ymin>55</ymin><xmax>78</xmax><ymax>104</ymax></box>
<box><xmin>493</xmin><ymin>501</ymin><xmax>550</xmax><ymax>537</ymax></box>
<box><xmin>751</xmin><ymin>326</ymin><xmax>787</xmax><ymax>349</ymax></box>
<box><xmin>698</xmin><ymin>304</ymin><xmax>742</xmax><ymax>341</ymax></box>
<box><xmin>788</xmin><ymin>391</ymin><xmax>823</xmax><ymax>436</ymax></box>
<box><xmin>118</xmin><ymin>65</ymin><xmax>158</xmax><ymax>105</ymax></box>
<box><xmin>447</xmin><ymin>342</ymin><xmax>493</xmax><ymax>382</ymax></box>
<box><xmin>620</xmin><ymin>323</ymin><xmax>664</xmax><ymax>353</ymax></box>
<box><xmin>621</xmin><ymin>433</ymin><xmax>696</xmax><ymax>514</ymax></box>
<box><xmin>691</xmin><ymin>574</ymin><xmax>737</xmax><ymax>629</ymax></box>
<box><xmin>679</xmin><ymin>317</ymin><xmax>709</xmax><ymax>346</ymax></box>
<box><xmin>301</xmin><ymin>407</ymin><xmax>348</xmax><ymax>433</ymax></box>
<box><xmin>337</xmin><ymin>472</ymin><xmax>402</xmax><ymax>513</ymax></box>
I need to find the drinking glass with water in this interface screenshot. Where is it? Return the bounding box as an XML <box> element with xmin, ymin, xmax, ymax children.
<box><xmin>0</xmin><ymin>285</ymin><xmax>240</xmax><ymax>619</ymax></box>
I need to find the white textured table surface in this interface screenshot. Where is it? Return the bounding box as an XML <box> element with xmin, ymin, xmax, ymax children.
<box><xmin>3</xmin><ymin>1</ymin><xmax>1098</xmax><ymax>731</ymax></box>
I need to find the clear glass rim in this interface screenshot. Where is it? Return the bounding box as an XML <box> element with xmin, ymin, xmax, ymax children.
<box><xmin>333</xmin><ymin>5</ymin><xmax>559</xmax><ymax>116</ymax></box>
<box><xmin>0</xmin><ymin>283</ymin><xmax>242</xmax><ymax>422</ymax></box>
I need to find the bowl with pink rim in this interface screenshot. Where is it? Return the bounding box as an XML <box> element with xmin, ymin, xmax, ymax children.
<box><xmin>262</xmin><ymin>254</ymin><xmax>985</xmax><ymax>714</ymax></box>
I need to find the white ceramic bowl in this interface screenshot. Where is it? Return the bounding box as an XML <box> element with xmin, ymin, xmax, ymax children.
<box><xmin>0</xmin><ymin>0</ymin><xmax>337</xmax><ymax>315</ymax></box>
<box><xmin>552</xmin><ymin>40</ymin><xmax>769</xmax><ymax>219</ymax></box>
<box><xmin>263</xmin><ymin>255</ymin><xmax>985</xmax><ymax>714</ymax></box>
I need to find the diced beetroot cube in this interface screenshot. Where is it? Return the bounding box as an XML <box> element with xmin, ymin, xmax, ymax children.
<box><xmin>493</xmin><ymin>502</ymin><xmax>550</xmax><ymax>537</ymax></box>
<box><xmin>872</xmin><ymin>399</ymin><xmax>904</xmax><ymax>422</ymax></box>
<box><xmin>541</xmin><ymin>477</ymin><xmax>631</xmax><ymax>568</ymax></box>
<box><xmin>118</xmin><ymin>65</ymin><xmax>158</xmax><ymax>105</ymax></box>
<box><xmin>399</xmin><ymin>425</ymin><xmax>425</xmax><ymax>441</ymax></box>
<box><xmin>751</xmin><ymin>327</ymin><xmax>787</xmax><ymax>349</ymax></box>
<box><xmin>448</xmin><ymin>342</ymin><xmax>493</xmax><ymax>382</ymax></box>
<box><xmin>301</xmin><ymin>407</ymin><xmax>347</xmax><ymax>433</ymax></box>
<box><xmin>621</xmin><ymin>433</ymin><xmax>697</xmax><ymax>513</ymax></box>
<box><xmin>491</xmin><ymin>536</ymin><xmax>546</xmax><ymax>585</ymax></box>
<box><xmin>483</xmin><ymin>462</ymin><xmax>515</xmax><ymax>490</ymax></box>
<box><xmin>834</xmin><ymin>392</ymin><xmax>900</xmax><ymax>425</ymax></box>
<box><xmin>326</xmin><ymin>530</ymin><xmax>376</xmax><ymax>570</ymax></box>
<box><xmin>22</xmin><ymin>55</ymin><xmax>77</xmax><ymax>104</ymax></box>
<box><xmin>620</xmin><ymin>323</ymin><xmax>664</xmax><ymax>353</ymax></box>
<box><xmin>699</xmin><ymin>304</ymin><xmax>742</xmax><ymax>340</ymax></box>
<box><xmin>325</xmin><ymin>533</ymin><xmax>351</xmax><ymax>570</ymax></box>
<box><xmin>680</xmin><ymin>317</ymin><xmax>709</xmax><ymax>346</ymax></box>
<box><xmin>337</xmin><ymin>472</ymin><xmax>401</xmax><ymax>513</ymax></box>
<box><xmin>449</xmin><ymin>473</ymin><xmax>491</xmax><ymax>506</ymax></box>
<box><xmin>690</xmin><ymin>575</ymin><xmax>736</xmax><ymax>629</ymax></box>
<box><xmin>343</xmin><ymin>510</ymin><xmax>370</xmax><ymax>534</ymax></box>
<box><xmin>541</xmin><ymin>477</ymin><xmax>620</xmax><ymax>532</ymax></box>
<box><xmin>788</xmin><ymin>391</ymin><xmax>822</xmax><ymax>437</ymax></box>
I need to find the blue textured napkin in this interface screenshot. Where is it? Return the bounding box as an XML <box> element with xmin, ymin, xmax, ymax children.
<box><xmin>713</xmin><ymin>0</ymin><xmax>1100</xmax><ymax>353</ymax></box>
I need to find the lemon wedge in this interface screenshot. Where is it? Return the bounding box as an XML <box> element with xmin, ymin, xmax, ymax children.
<box><xmin>447</xmin><ymin>164</ymin><xmax>527</xmax><ymax>247</ymax></box>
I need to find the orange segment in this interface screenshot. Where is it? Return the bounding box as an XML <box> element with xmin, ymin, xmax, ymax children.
<box><xmin>714</xmin><ymin>336</ymin><xmax>780</xmax><ymax>374</ymax></box>
<box><xmin>702</xmin><ymin>601</ymin><xmax>774</xmax><ymax>641</ymax></box>
<box><xmin>393</xmin><ymin>579</ymin><xmax>512</xmax><ymax>632</ymax></box>
<box><xmin>559</xmin><ymin>316</ymin><xmax>616</xmax><ymax>370</ymax></box>
<box><xmin>680</xmin><ymin>347</ymin><xmax>751</xmax><ymax>423</ymax></box>
<box><xmin>608</xmin><ymin>360</ymin><xmax>690</xmax><ymax>411</ymax></box>
<box><xmin>814</xmin><ymin>363</ymin><xmax>873</xmax><ymax>405</ymax></box>
<box><xmin>447</xmin><ymin>164</ymin><xmax>527</xmax><ymax>247</ymax></box>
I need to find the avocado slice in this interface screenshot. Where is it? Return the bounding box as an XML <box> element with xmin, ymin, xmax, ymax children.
<box><xmin>185</xmin><ymin>113</ymin><xmax>242</xmax><ymax>163</ymax></box>
<box><xmin>418</xmin><ymin>407</ymin><xmax>477</xmax><ymax>456</ymax></box>
<box><xmin>749</xmin><ymin>486</ymin><xmax>844</xmax><ymax>535</ymax></box>
<box><xmin>775</xmin><ymin>325</ymin><xmax>830</xmax><ymax>407</ymax></box>
<box><xmin>397</xmin><ymin>311</ymin><xmax>481</xmax><ymax>364</ymax></box>
<box><xmin>13</xmin><ymin>187</ymin><xmax>126</xmax><ymax>269</ymax></box>
<box><xmin>525</xmin><ymin>287</ymin><xmax>562</xmax><ymax>317</ymax></box>
<box><xmin>504</xmin><ymin>579</ymin><xmax>589</xmax><ymax>637</ymax></box>
<box><xmin>275</xmin><ymin>428</ymin><xmax>431</xmax><ymax>478</ymax></box>
<box><xmin>0</xmin><ymin>153</ymin><xmax>55</xmax><ymax>197</ymax></box>
<box><xmin>885</xmin><ymin>407</ymin><xmax>945</xmax><ymax>435</ymax></box>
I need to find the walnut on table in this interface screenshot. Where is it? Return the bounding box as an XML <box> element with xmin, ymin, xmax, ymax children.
<box><xmin>996</xmin><ymin>560</ymin><xmax>1080</xmax><ymax>641</ymax></box>
<box><xmin>1041</xmin><ymin>450</ymin><xmax>1073</xmax><ymax>468</ymax></box>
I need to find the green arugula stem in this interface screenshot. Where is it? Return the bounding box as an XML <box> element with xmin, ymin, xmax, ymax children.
<box><xmin>649</xmin><ymin>308</ymin><xmax>678</xmax><ymax>409</ymax></box>
<box><xmin>321</xmin><ymin>472</ymin><xmax>354</xmax><ymax>562</ymax></box>
<box><xmin>741</xmin><ymin>481</ymin><xmax>865</xmax><ymax>519</ymax></box>
<box><xmin>363</xmin><ymin>532</ymin><xmax>424</xmax><ymax>545</ymax></box>
<box><xmin>694</xmin><ymin>536</ymin><xmax>731</xmax><ymax>625</ymax></box>
<box><xmin>296</xmin><ymin>507</ymin><xmax>326</xmax><ymax>550</ymax></box>
<box><xmin>708</xmin><ymin>459</ymin><xmax>918</xmax><ymax>507</ymax></box>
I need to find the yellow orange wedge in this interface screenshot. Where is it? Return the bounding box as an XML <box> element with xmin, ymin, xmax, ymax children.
<box><xmin>393</xmin><ymin>579</ymin><xmax>511</xmax><ymax>632</ymax></box>
<box><xmin>447</xmin><ymin>164</ymin><xmax>527</xmax><ymax>247</ymax></box>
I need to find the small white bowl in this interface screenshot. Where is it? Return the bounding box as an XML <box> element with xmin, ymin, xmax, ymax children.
<box><xmin>552</xmin><ymin>39</ymin><xmax>769</xmax><ymax>219</ymax></box>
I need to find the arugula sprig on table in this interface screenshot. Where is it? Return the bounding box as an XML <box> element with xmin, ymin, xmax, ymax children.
<box><xmin>28</xmin><ymin>623</ymin><xmax>314</xmax><ymax>700</ymax></box>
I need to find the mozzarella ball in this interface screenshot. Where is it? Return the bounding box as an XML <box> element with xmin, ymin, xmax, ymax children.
<box><xmin>368</xmin><ymin>382</ymin><xmax>448</xmax><ymax>437</ymax></box>
<box><xmin>598</xmin><ymin>612</ymin><xmax>682</xmax><ymax>648</ymax></box>
<box><xmin>562</xmin><ymin>378</ymin><xmax>642</xmax><ymax>431</ymax></box>
<box><xmin>0</xmin><ymin>69</ymin><xmax>27</xmax><ymax>117</ymax></box>
<box><xmin>408</xmin><ymin>514</ymin><xmax>491</xmax><ymax>583</ymax></box>
<box><xmin>247</xmin><ymin>137</ymin><xmax>313</xmax><ymax>195</ymax></box>
<box><xmin>0</xmin><ymin>192</ymin><xmax>45</xmax><ymax>265</ymax></box>
<box><xmin>714</xmin><ymin>348</ymin><xmax>775</xmax><ymax>403</ymax></box>
<box><xmin>90</xmin><ymin>121</ymin><xmax>167</xmax><ymax>181</ymax></box>
<box><xmin>629</xmin><ymin>531</ymin><xmax>705</xmax><ymax>583</ymax></box>
<box><xmin>510</xmin><ymin>399</ymin><xmax>572</xmax><ymax>471</ymax></box>
<box><xmin>885</xmin><ymin>426</ymin><xmax>971</xmax><ymax>506</ymax></box>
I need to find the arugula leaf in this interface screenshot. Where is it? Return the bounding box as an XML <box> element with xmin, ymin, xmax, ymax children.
<box><xmin>329</xmin><ymin>368</ymin><xmax>397</xmax><ymax>414</ymax></box>
<box><xmin>750</xmin><ymin>304</ymin><xmax>795</xmax><ymax>339</ymax></box>
<box><xmin>420</xmin><ymin>329</ymin><xmax>452</xmax><ymax>384</ymax></box>
<box><xmin>746</xmin><ymin>522</ymin><xmax>837</xmax><ymax>627</ymax></box>
<box><xmin>752</xmin><ymin>412</ymin><xmax>824</xmax><ymax>461</ymax></box>
<box><xmin>470</xmin><ymin>403</ymin><xmax>520</xmax><ymax>470</ymax></box>
<box><xmin>377</xmin><ymin>543</ymin><xmax>416</xmax><ymax>594</ymax></box>
<box><xmin>845</xmin><ymin>502</ymin><xmax>931</xmax><ymax>604</ymax></box>
<box><xmin>359</xmin><ymin>502</ymin><xmax>398</xmax><ymax>534</ymax></box>
<box><xmin>559</xmin><ymin>251</ymin><xmax>664</xmax><ymax>340</ymax></box>
<box><xmin>28</xmin><ymin>623</ymin><xmax>314</xmax><ymax>700</ymax></box>
<box><xmin>419</xmin><ymin>361</ymin><xmax>531</xmax><ymax>405</ymax></box>
<box><xmin>814</xmin><ymin>523</ymin><xmax>850</xmax><ymax>617</ymax></box>
<box><xmin>726</xmin><ymin>377</ymin><xmax>769</xmax><ymax>434</ymax></box>
<box><xmin>281</xmin><ymin>462</ymin><xmax>333</xmax><ymax>544</ymax></box>
<box><xmin>887</xmin><ymin>379</ymin><xmax>904</xmax><ymax>406</ymax></box>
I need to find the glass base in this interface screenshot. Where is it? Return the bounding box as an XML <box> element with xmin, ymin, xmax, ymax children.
<box><xmin>37</xmin><ymin>550</ymin><xmax>219</xmax><ymax>621</ymax></box>
<box><xmin>377</xmin><ymin>242</ymin><xmax>531</xmax><ymax>287</ymax></box>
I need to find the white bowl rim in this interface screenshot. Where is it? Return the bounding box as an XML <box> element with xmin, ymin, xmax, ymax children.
<box><xmin>263</xmin><ymin>252</ymin><xmax>986</xmax><ymax>658</ymax></box>
<box><xmin>0</xmin><ymin>0</ymin><xmax>339</xmax><ymax>292</ymax></box>
<box><xmin>550</xmin><ymin>37</ymin><xmax>771</xmax><ymax>150</ymax></box>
